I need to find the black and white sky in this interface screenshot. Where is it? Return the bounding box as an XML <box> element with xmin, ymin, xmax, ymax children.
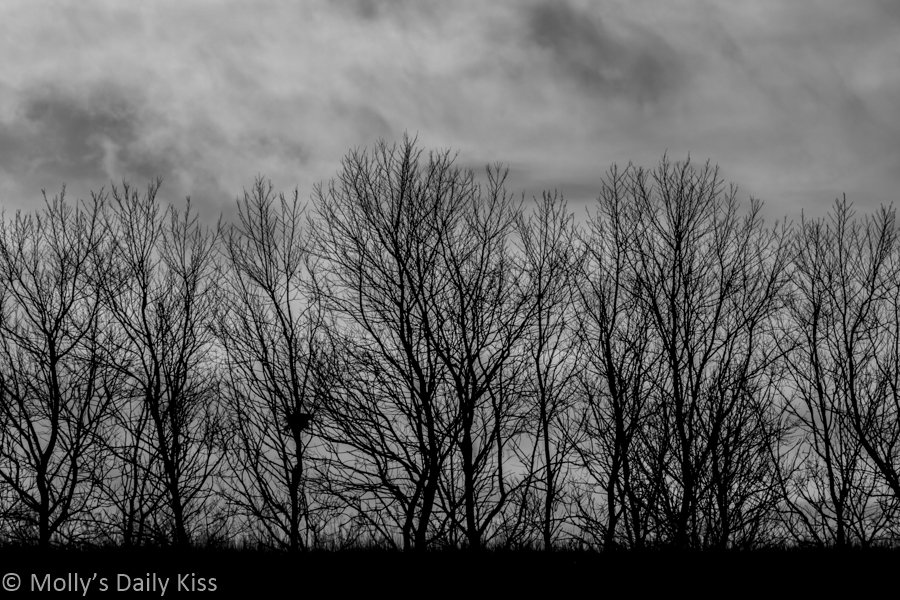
<box><xmin>1</xmin><ymin>0</ymin><xmax>898</xmax><ymax>218</ymax></box>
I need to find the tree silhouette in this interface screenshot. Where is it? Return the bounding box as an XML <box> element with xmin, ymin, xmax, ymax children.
<box><xmin>514</xmin><ymin>191</ymin><xmax>582</xmax><ymax>550</ymax></box>
<box><xmin>782</xmin><ymin>199</ymin><xmax>900</xmax><ymax>545</ymax></box>
<box><xmin>214</xmin><ymin>177</ymin><xmax>334</xmax><ymax>551</ymax></box>
<box><xmin>311</xmin><ymin>137</ymin><xmax>461</xmax><ymax>550</ymax></box>
<box><xmin>2</xmin><ymin>138</ymin><xmax>900</xmax><ymax>552</ymax></box>
<box><xmin>0</xmin><ymin>191</ymin><xmax>117</xmax><ymax>547</ymax></box>
<box><xmin>100</xmin><ymin>181</ymin><xmax>223</xmax><ymax>547</ymax></box>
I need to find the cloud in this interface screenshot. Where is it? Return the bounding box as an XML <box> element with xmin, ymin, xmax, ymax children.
<box><xmin>526</xmin><ymin>0</ymin><xmax>685</xmax><ymax>105</ymax></box>
<box><xmin>0</xmin><ymin>0</ymin><xmax>897</xmax><ymax>222</ymax></box>
<box><xmin>0</xmin><ymin>79</ymin><xmax>236</xmax><ymax>214</ymax></box>
<box><xmin>0</xmin><ymin>81</ymin><xmax>173</xmax><ymax>197</ymax></box>
<box><xmin>342</xmin><ymin>0</ymin><xmax>436</xmax><ymax>22</ymax></box>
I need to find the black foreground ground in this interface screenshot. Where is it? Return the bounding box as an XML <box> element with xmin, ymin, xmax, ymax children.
<box><xmin>0</xmin><ymin>547</ymin><xmax>892</xmax><ymax>597</ymax></box>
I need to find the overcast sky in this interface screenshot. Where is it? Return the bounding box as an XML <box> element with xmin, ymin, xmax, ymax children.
<box><xmin>1</xmin><ymin>0</ymin><xmax>898</xmax><ymax>220</ymax></box>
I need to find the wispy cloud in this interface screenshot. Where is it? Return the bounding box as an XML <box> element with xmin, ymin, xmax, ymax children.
<box><xmin>0</xmin><ymin>0</ymin><xmax>897</xmax><ymax>219</ymax></box>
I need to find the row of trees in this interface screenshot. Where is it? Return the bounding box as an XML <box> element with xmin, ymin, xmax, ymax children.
<box><xmin>1</xmin><ymin>138</ymin><xmax>899</xmax><ymax>550</ymax></box>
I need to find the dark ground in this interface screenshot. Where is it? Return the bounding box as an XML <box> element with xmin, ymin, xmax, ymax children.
<box><xmin>0</xmin><ymin>546</ymin><xmax>892</xmax><ymax>596</ymax></box>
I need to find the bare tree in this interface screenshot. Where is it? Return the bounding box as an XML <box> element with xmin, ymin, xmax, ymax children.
<box><xmin>214</xmin><ymin>178</ymin><xmax>336</xmax><ymax>550</ymax></box>
<box><xmin>426</xmin><ymin>165</ymin><xmax>536</xmax><ymax>550</ymax></box>
<box><xmin>572</xmin><ymin>165</ymin><xmax>661</xmax><ymax>550</ymax></box>
<box><xmin>0</xmin><ymin>191</ymin><xmax>117</xmax><ymax>547</ymax></box>
<box><xmin>570</xmin><ymin>159</ymin><xmax>791</xmax><ymax>549</ymax></box>
<box><xmin>513</xmin><ymin>191</ymin><xmax>582</xmax><ymax>550</ymax></box>
<box><xmin>629</xmin><ymin>158</ymin><xmax>791</xmax><ymax>548</ymax></box>
<box><xmin>12</xmin><ymin>138</ymin><xmax>900</xmax><ymax>552</ymax></box>
<box><xmin>311</xmin><ymin>138</ymin><xmax>461</xmax><ymax>550</ymax></box>
<box><xmin>100</xmin><ymin>181</ymin><xmax>223</xmax><ymax>547</ymax></box>
<box><xmin>782</xmin><ymin>200</ymin><xmax>900</xmax><ymax>546</ymax></box>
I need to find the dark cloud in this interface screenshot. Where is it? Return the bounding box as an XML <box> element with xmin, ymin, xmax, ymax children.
<box><xmin>875</xmin><ymin>0</ymin><xmax>900</xmax><ymax>20</ymax></box>
<box><xmin>527</xmin><ymin>0</ymin><xmax>685</xmax><ymax>105</ymax></box>
<box><xmin>344</xmin><ymin>0</ymin><xmax>436</xmax><ymax>22</ymax></box>
<box><xmin>0</xmin><ymin>81</ymin><xmax>176</xmax><ymax>197</ymax></box>
<box><xmin>0</xmin><ymin>77</ymin><xmax>308</xmax><ymax>215</ymax></box>
<box><xmin>347</xmin><ymin>0</ymin><xmax>381</xmax><ymax>21</ymax></box>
